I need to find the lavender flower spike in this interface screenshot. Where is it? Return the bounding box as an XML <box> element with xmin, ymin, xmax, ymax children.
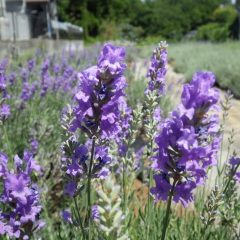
<box><xmin>70</xmin><ymin>43</ymin><xmax>127</xmax><ymax>140</ymax></box>
<box><xmin>229</xmin><ymin>156</ymin><xmax>240</xmax><ymax>182</ymax></box>
<box><xmin>146</xmin><ymin>41</ymin><xmax>168</xmax><ymax>94</ymax></box>
<box><xmin>151</xmin><ymin>71</ymin><xmax>220</xmax><ymax>207</ymax></box>
<box><xmin>0</xmin><ymin>151</ymin><xmax>44</xmax><ymax>239</ymax></box>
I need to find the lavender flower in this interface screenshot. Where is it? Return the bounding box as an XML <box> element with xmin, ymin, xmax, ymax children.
<box><xmin>143</xmin><ymin>42</ymin><xmax>168</xmax><ymax>160</ymax></box>
<box><xmin>62</xmin><ymin>210</ymin><xmax>73</xmax><ymax>224</ymax></box>
<box><xmin>229</xmin><ymin>156</ymin><xmax>240</xmax><ymax>182</ymax></box>
<box><xmin>91</xmin><ymin>205</ymin><xmax>100</xmax><ymax>223</ymax></box>
<box><xmin>70</xmin><ymin>43</ymin><xmax>127</xmax><ymax>140</ymax></box>
<box><xmin>62</xmin><ymin>43</ymin><xmax>128</xmax><ymax>200</ymax></box>
<box><xmin>0</xmin><ymin>103</ymin><xmax>11</xmax><ymax>119</ymax></box>
<box><xmin>61</xmin><ymin>44</ymin><xmax>127</xmax><ymax>238</ymax></box>
<box><xmin>40</xmin><ymin>59</ymin><xmax>50</xmax><ymax>97</ymax></box>
<box><xmin>53</xmin><ymin>64</ymin><xmax>61</xmax><ymax>75</ymax></box>
<box><xmin>151</xmin><ymin>71</ymin><xmax>220</xmax><ymax>207</ymax></box>
<box><xmin>146</xmin><ymin>41</ymin><xmax>168</xmax><ymax>94</ymax></box>
<box><xmin>21</xmin><ymin>68</ymin><xmax>29</xmax><ymax>82</ymax></box>
<box><xmin>116</xmin><ymin>98</ymin><xmax>133</xmax><ymax>157</ymax></box>
<box><xmin>21</xmin><ymin>82</ymin><xmax>36</xmax><ymax>102</ymax></box>
<box><xmin>27</xmin><ymin>59</ymin><xmax>35</xmax><ymax>72</ymax></box>
<box><xmin>0</xmin><ymin>71</ymin><xmax>7</xmax><ymax>91</ymax></box>
<box><xmin>30</xmin><ymin>138</ymin><xmax>39</xmax><ymax>155</ymax></box>
<box><xmin>61</xmin><ymin>142</ymin><xmax>112</xmax><ymax>197</ymax></box>
<box><xmin>8</xmin><ymin>72</ymin><xmax>16</xmax><ymax>86</ymax></box>
<box><xmin>0</xmin><ymin>58</ymin><xmax>8</xmax><ymax>72</ymax></box>
<box><xmin>0</xmin><ymin>151</ymin><xmax>44</xmax><ymax>239</ymax></box>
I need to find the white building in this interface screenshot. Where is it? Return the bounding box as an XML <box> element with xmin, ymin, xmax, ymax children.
<box><xmin>0</xmin><ymin>0</ymin><xmax>83</xmax><ymax>41</ymax></box>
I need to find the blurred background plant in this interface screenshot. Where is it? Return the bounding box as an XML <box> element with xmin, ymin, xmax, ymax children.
<box><xmin>58</xmin><ymin>0</ymin><xmax>240</xmax><ymax>43</ymax></box>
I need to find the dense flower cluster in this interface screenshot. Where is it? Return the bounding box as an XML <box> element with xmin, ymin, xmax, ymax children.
<box><xmin>0</xmin><ymin>151</ymin><xmax>44</xmax><ymax>239</ymax></box>
<box><xmin>61</xmin><ymin>142</ymin><xmax>111</xmax><ymax>197</ymax></box>
<box><xmin>151</xmin><ymin>72</ymin><xmax>220</xmax><ymax>206</ymax></box>
<box><xmin>70</xmin><ymin>43</ymin><xmax>127</xmax><ymax>139</ymax></box>
<box><xmin>146</xmin><ymin>41</ymin><xmax>168</xmax><ymax>94</ymax></box>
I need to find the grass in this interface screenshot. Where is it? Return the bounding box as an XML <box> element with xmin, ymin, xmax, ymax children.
<box><xmin>168</xmin><ymin>41</ymin><xmax>240</xmax><ymax>97</ymax></box>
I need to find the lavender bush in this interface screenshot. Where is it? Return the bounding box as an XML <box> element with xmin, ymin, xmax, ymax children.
<box><xmin>0</xmin><ymin>42</ymin><xmax>239</xmax><ymax>240</ymax></box>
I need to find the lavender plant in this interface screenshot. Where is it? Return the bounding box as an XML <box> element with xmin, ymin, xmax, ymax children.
<box><xmin>0</xmin><ymin>151</ymin><xmax>44</xmax><ymax>239</ymax></box>
<box><xmin>0</xmin><ymin>41</ymin><xmax>239</xmax><ymax>240</ymax></box>
<box><xmin>92</xmin><ymin>175</ymin><xmax>129</xmax><ymax>240</ymax></box>
<box><xmin>151</xmin><ymin>71</ymin><xmax>221</xmax><ymax>239</ymax></box>
<box><xmin>61</xmin><ymin>43</ymin><xmax>129</xmax><ymax>239</ymax></box>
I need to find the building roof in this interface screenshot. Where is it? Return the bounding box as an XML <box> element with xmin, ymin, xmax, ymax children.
<box><xmin>51</xmin><ymin>20</ymin><xmax>83</xmax><ymax>33</ymax></box>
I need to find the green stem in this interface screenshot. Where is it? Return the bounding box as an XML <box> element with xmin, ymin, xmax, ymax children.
<box><xmin>122</xmin><ymin>160</ymin><xmax>126</xmax><ymax>213</ymax></box>
<box><xmin>218</xmin><ymin>114</ymin><xmax>228</xmax><ymax>176</ymax></box>
<box><xmin>73</xmin><ymin>197</ymin><xmax>86</xmax><ymax>239</ymax></box>
<box><xmin>146</xmin><ymin>138</ymin><xmax>154</xmax><ymax>240</ymax></box>
<box><xmin>87</xmin><ymin>137</ymin><xmax>96</xmax><ymax>240</ymax></box>
<box><xmin>161</xmin><ymin>179</ymin><xmax>177</xmax><ymax>240</ymax></box>
<box><xmin>146</xmin><ymin>168</ymin><xmax>153</xmax><ymax>240</ymax></box>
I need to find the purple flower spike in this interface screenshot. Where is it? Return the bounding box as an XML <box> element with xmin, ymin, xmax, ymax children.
<box><xmin>0</xmin><ymin>151</ymin><xmax>44</xmax><ymax>239</ymax></box>
<box><xmin>27</xmin><ymin>59</ymin><xmax>35</xmax><ymax>72</ymax></box>
<box><xmin>0</xmin><ymin>104</ymin><xmax>11</xmax><ymax>119</ymax></box>
<box><xmin>146</xmin><ymin>41</ymin><xmax>168</xmax><ymax>94</ymax></box>
<box><xmin>151</xmin><ymin>71</ymin><xmax>220</xmax><ymax>207</ymax></box>
<box><xmin>230</xmin><ymin>156</ymin><xmax>240</xmax><ymax>182</ymax></box>
<box><xmin>91</xmin><ymin>205</ymin><xmax>100</xmax><ymax>222</ymax></box>
<box><xmin>70</xmin><ymin>43</ymin><xmax>127</xmax><ymax>140</ymax></box>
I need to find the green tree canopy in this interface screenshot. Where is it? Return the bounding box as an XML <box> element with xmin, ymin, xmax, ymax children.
<box><xmin>57</xmin><ymin>0</ymin><xmax>232</xmax><ymax>40</ymax></box>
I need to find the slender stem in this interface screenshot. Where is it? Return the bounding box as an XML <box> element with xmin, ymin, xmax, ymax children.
<box><xmin>122</xmin><ymin>160</ymin><xmax>126</xmax><ymax>213</ymax></box>
<box><xmin>161</xmin><ymin>179</ymin><xmax>177</xmax><ymax>240</ymax></box>
<box><xmin>218</xmin><ymin>129</ymin><xmax>225</xmax><ymax>175</ymax></box>
<box><xmin>146</xmin><ymin>167</ymin><xmax>153</xmax><ymax>240</ymax></box>
<box><xmin>73</xmin><ymin>197</ymin><xmax>86</xmax><ymax>239</ymax></box>
<box><xmin>87</xmin><ymin>137</ymin><xmax>96</xmax><ymax>240</ymax></box>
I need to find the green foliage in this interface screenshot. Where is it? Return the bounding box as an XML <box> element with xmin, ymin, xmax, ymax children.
<box><xmin>212</xmin><ymin>5</ymin><xmax>238</xmax><ymax>26</ymax></box>
<box><xmin>196</xmin><ymin>5</ymin><xmax>238</xmax><ymax>41</ymax></box>
<box><xmin>196</xmin><ymin>23</ymin><xmax>229</xmax><ymax>41</ymax></box>
<box><xmin>119</xmin><ymin>24</ymin><xmax>144</xmax><ymax>42</ymax></box>
<box><xmin>57</xmin><ymin>0</ymin><xmax>232</xmax><ymax>41</ymax></box>
<box><xmin>94</xmin><ymin>176</ymin><xmax>129</xmax><ymax>239</ymax></box>
<box><xmin>98</xmin><ymin>20</ymin><xmax>120</xmax><ymax>41</ymax></box>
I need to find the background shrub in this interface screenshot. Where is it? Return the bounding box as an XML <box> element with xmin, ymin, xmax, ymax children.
<box><xmin>196</xmin><ymin>23</ymin><xmax>229</xmax><ymax>41</ymax></box>
<box><xmin>196</xmin><ymin>5</ymin><xmax>238</xmax><ymax>41</ymax></box>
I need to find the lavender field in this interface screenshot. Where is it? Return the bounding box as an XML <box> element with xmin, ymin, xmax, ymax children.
<box><xmin>0</xmin><ymin>41</ymin><xmax>239</xmax><ymax>240</ymax></box>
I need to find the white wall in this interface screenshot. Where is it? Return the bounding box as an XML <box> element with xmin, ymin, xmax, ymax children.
<box><xmin>15</xmin><ymin>13</ymin><xmax>30</xmax><ymax>40</ymax></box>
<box><xmin>5</xmin><ymin>12</ymin><xmax>30</xmax><ymax>40</ymax></box>
<box><xmin>0</xmin><ymin>17</ymin><xmax>11</xmax><ymax>40</ymax></box>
